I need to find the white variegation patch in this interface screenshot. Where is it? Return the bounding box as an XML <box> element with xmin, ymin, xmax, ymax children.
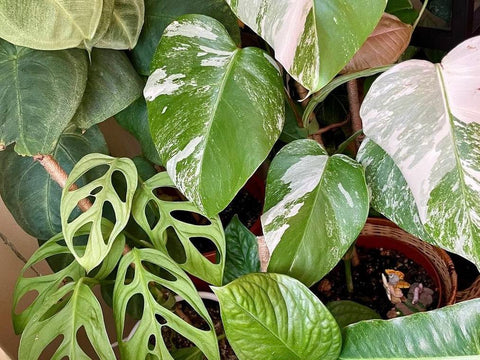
<box><xmin>144</xmin><ymin>68</ymin><xmax>186</xmax><ymax>100</ymax></box>
<box><xmin>163</xmin><ymin>19</ymin><xmax>218</xmax><ymax>40</ymax></box>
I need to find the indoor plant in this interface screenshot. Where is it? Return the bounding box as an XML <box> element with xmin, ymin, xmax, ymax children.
<box><xmin>1</xmin><ymin>0</ymin><xmax>480</xmax><ymax>359</ymax></box>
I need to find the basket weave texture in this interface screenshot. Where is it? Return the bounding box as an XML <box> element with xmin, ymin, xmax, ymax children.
<box><xmin>360</xmin><ymin>219</ymin><xmax>457</xmax><ymax>306</ymax></box>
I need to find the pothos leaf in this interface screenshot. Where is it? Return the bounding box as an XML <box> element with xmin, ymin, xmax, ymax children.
<box><xmin>61</xmin><ymin>153</ymin><xmax>137</xmax><ymax>272</ymax></box>
<box><xmin>114</xmin><ymin>248</ymin><xmax>220</xmax><ymax>360</ymax></box>
<box><xmin>132</xmin><ymin>172</ymin><xmax>225</xmax><ymax>286</ymax></box>
<box><xmin>18</xmin><ymin>279</ymin><xmax>115</xmax><ymax>360</ymax></box>
<box><xmin>326</xmin><ymin>300</ymin><xmax>381</xmax><ymax>329</ymax></box>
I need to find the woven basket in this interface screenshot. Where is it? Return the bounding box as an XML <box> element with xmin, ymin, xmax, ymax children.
<box><xmin>456</xmin><ymin>276</ymin><xmax>480</xmax><ymax>302</ymax></box>
<box><xmin>359</xmin><ymin>218</ymin><xmax>457</xmax><ymax>307</ymax></box>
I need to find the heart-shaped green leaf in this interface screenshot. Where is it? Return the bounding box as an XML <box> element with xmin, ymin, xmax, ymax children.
<box><xmin>71</xmin><ymin>49</ymin><xmax>144</xmax><ymax>129</ymax></box>
<box><xmin>95</xmin><ymin>0</ymin><xmax>145</xmax><ymax>50</ymax></box>
<box><xmin>0</xmin><ymin>39</ymin><xmax>88</xmax><ymax>155</ymax></box>
<box><xmin>262</xmin><ymin>139</ymin><xmax>369</xmax><ymax>286</ymax></box>
<box><xmin>0</xmin><ymin>125</ymin><xmax>108</xmax><ymax>240</ymax></box>
<box><xmin>130</xmin><ymin>0</ymin><xmax>241</xmax><ymax>76</ymax></box>
<box><xmin>326</xmin><ymin>300</ymin><xmax>381</xmax><ymax>329</ymax></box>
<box><xmin>225</xmin><ymin>0</ymin><xmax>386</xmax><ymax>92</ymax></box>
<box><xmin>357</xmin><ymin>138</ymin><xmax>433</xmax><ymax>241</ymax></box>
<box><xmin>115</xmin><ymin>96</ymin><xmax>162</xmax><ymax>165</ymax></box>
<box><xmin>223</xmin><ymin>215</ymin><xmax>260</xmax><ymax>284</ymax></box>
<box><xmin>61</xmin><ymin>154</ymin><xmax>137</xmax><ymax>272</ymax></box>
<box><xmin>213</xmin><ymin>273</ymin><xmax>342</xmax><ymax>360</ymax></box>
<box><xmin>132</xmin><ymin>171</ymin><xmax>225</xmax><ymax>286</ymax></box>
<box><xmin>0</xmin><ymin>0</ymin><xmax>104</xmax><ymax>50</ymax></box>
<box><xmin>361</xmin><ymin>36</ymin><xmax>480</xmax><ymax>268</ymax></box>
<box><xmin>146</xmin><ymin>14</ymin><xmax>284</xmax><ymax>217</ymax></box>
<box><xmin>340</xmin><ymin>299</ymin><xmax>480</xmax><ymax>359</ymax></box>
<box><xmin>114</xmin><ymin>248</ymin><xmax>220</xmax><ymax>360</ymax></box>
<box><xmin>18</xmin><ymin>279</ymin><xmax>115</xmax><ymax>360</ymax></box>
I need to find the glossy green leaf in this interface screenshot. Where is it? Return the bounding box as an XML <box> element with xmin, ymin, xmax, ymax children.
<box><xmin>361</xmin><ymin>36</ymin><xmax>480</xmax><ymax>268</ymax></box>
<box><xmin>262</xmin><ymin>139</ymin><xmax>369</xmax><ymax>287</ymax></box>
<box><xmin>95</xmin><ymin>0</ymin><xmax>145</xmax><ymax>50</ymax></box>
<box><xmin>280</xmin><ymin>99</ymin><xmax>308</xmax><ymax>143</ymax></box>
<box><xmin>115</xmin><ymin>96</ymin><xmax>162</xmax><ymax>165</ymax></box>
<box><xmin>0</xmin><ymin>40</ymin><xmax>88</xmax><ymax>155</ymax></box>
<box><xmin>18</xmin><ymin>279</ymin><xmax>115</xmax><ymax>360</ymax></box>
<box><xmin>326</xmin><ymin>300</ymin><xmax>381</xmax><ymax>329</ymax></box>
<box><xmin>132</xmin><ymin>171</ymin><xmax>225</xmax><ymax>286</ymax></box>
<box><xmin>172</xmin><ymin>347</ymin><xmax>204</xmax><ymax>360</ymax></box>
<box><xmin>213</xmin><ymin>273</ymin><xmax>342</xmax><ymax>360</ymax></box>
<box><xmin>72</xmin><ymin>49</ymin><xmax>144</xmax><ymax>129</ymax></box>
<box><xmin>114</xmin><ymin>248</ymin><xmax>220</xmax><ymax>360</ymax></box>
<box><xmin>146</xmin><ymin>14</ymin><xmax>284</xmax><ymax>217</ymax></box>
<box><xmin>223</xmin><ymin>215</ymin><xmax>260</xmax><ymax>284</ymax></box>
<box><xmin>225</xmin><ymin>0</ymin><xmax>386</xmax><ymax>92</ymax></box>
<box><xmin>131</xmin><ymin>0</ymin><xmax>241</xmax><ymax>75</ymax></box>
<box><xmin>0</xmin><ymin>125</ymin><xmax>108</xmax><ymax>240</ymax></box>
<box><xmin>0</xmin><ymin>0</ymin><xmax>104</xmax><ymax>50</ymax></box>
<box><xmin>340</xmin><ymin>299</ymin><xmax>480</xmax><ymax>359</ymax></box>
<box><xmin>386</xmin><ymin>0</ymin><xmax>418</xmax><ymax>24</ymax></box>
<box><xmin>61</xmin><ymin>154</ymin><xmax>137</xmax><ymax>272</ymax></box>
<box><xmin>357</xmin><ymin>138</ymin><xmax>433</xmax><ymax>241</ymax></box>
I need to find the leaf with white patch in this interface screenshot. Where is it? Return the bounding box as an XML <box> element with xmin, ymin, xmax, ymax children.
<box><xmin>146</xmin><ymin>14</ymin><xmax>284</xmax><ymax>217</ymax></box>
<box><xmin>225</xmin><ymin>0</ymin><xmax>386</xmax><ymax>92</ymax></box>
<box><xmin>357</xmin><ymin>138</ymin><xmax>433</xmax><ymax>241</ymax></box>
<box><xmin>361</xmin><ymin>36</ymin><xmax>480</xmax><ymax>268</ymax></box>
<box><xmin>261</xmin><ymin>139</ymin><xmax>369</xmax><ymax>287</ymax></box>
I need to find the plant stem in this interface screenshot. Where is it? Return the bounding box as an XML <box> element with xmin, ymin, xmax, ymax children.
<box><xmin>344</xmin><ymin>257</ymin><xmax>354</xmax><ymax>294</ymax></box>
<box><xmin>33</xmin><ymin>154</ymin><xmax>92</xmax><ymax>212</ymax></box>
<box><xmin>413</xmin><ymin>0</ymin><xmax>430</xmax><ymax>31</ymax></box>
<box><xmin>347</xmin><ymin>79</ymin><xmax>363</xmax><ymax>152</ymax></box>
<box><xmin>335</xmin><ymin>130</ymin><xmax>364</xmax><ymax>155</ymax></box>
<box><xmin>0</xmin><ymin>232</ymin><xmax>41</xmax><ymax>275</ymax></box>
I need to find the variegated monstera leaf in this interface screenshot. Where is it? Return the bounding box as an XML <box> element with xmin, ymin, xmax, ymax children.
<box><xmin>225</xmin><ymin>0</ymin><xmax>386</xmax><ymax>92</ymax></box>
<box><xmin>360</xmin><ymin>36</ymin><xmax>480</xmax><ymax>267</ymax></box>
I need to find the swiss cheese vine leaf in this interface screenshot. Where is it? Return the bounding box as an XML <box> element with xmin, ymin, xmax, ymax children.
<box><xmin>132</xmin><ymin>172</ymin><xmax>225</xmax><ymax>286</ymax></box>
<box><xmin>114</xmin><ymin>248</ymin><xmax>220</xmax><ymax>360</ymax></box>
<box><xmin>146</xmin><ymin>14</ymin><xmax>284</xmax><ymax>217</ymax></box>
<box><xmin>61</xmin><ymin>154</ymin><xmax>137</xmax><ymax>272</ymax></box>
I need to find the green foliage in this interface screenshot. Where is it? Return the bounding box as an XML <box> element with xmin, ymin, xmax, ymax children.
<box><xmin>326</xmin><ymin>300</ymin><xmax>381</xmax><ymax>329</ymax></box>
<box><xmin>146</xmin><ymin>14</ymin><xmax>284</xmax><ymax>217</ymax></box>
<box><xmin>213</xmin><ymin>273</ymin><xmax>342</xmax><ymax>360</ymax></box>
<box><xmin>223</xmin><ymin>215</ymin><xmax>260</xmax><ymax>284</ymax></box>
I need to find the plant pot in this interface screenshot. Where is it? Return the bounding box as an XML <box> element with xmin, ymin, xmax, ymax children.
<box><xmin>357</xmin><ymin>218</ymin><xmax>457</xmax><ymax>308</ymax></box>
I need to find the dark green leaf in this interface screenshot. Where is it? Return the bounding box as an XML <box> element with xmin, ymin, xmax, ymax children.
<box><xmin>172</xmin><ymin>347</ymin><xmax>204</xmax><ymax>360</ymax></box>
<box><xmin>280</xmin><ymin>99</ymin><xmax>308</xmax><ymax>143</ymax></box>
<box><xmin>213</xmin><ymin>273</ymin><xmax>342</xmax><ymax>360</ymax></box>
<box><xmin>0</xmin><ymin>125</ymin><xmax>108</xmax><ymax>240</ymax></box>
<box><xmin>71</xmin><ymin>49</ymin><xmax>144</xmax><ymax>129</ymax></box>
<box><xmin>326</xmin><ymin>300</ymin><xmax>381</xmax><ymax>329</ymax></box>
<box><xmin>0</xmin><ymin>40</ymin><xmax>88</xmax><ymax>155</ymax></box>
<box><xmin>131</xmin><ymin>0</ymin><xmax>241</xmax><ymax>76</ymax></box>
<box><xmin>223</xmin><ymin>215</ymin><xmax>260</xmax><ymax>284</ymax></box>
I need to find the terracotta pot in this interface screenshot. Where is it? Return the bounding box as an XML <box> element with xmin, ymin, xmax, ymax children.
<box><xmin>358</xmin><ymin>218</ymin><xmax>457</xmax><ymax>307</ymax></box>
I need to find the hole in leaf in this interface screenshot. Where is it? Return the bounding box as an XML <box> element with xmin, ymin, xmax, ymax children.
<box><xmin>112</xmin><ymin>170</ymin><xmax>128</xmax><ymax>202</ymax></box>
<box><xmin>170</xmin><ymin>210</ymin><xmax>211</xmax><ymax>226</ymax></box>
<box><xmin>76</xmin><ymin>326</ymin><xmax>100</xmax><ymax>360</ymax></box>
<box><xmin>90</xmin><ymin>186</ymin><xmax>103</xmax><ymax>196</ymax></box>
<box><xmin>125</xmin><ymin>294</ymin><xmax>144</xmax><ymax>324</ymax></box>
<box><xmin>39</xmin><ymin>292</ymin><xmax>72</xmax><ymax>322</ymax></box>
<box><xmin>146</xmin><ymin>200</ymin><xmax>160</xmax><ymax>230</ymax></box>
<box><xmin>82</xmin><ymin>164</ymin><xmax>110</xmax><ymax>183</ymax></box>
<box><xmin>190</xmin><ymin>237</ymin><xmax>218</xmax><ymax>259</ymax></box>
<box><xmin>38</xmin><ymin>334</ymin><xmax>64</xmax><ymax>360</ymax></box>
<box><xmin>148</xmin><ymin>334</ymin><xmax>156</xmax><ymax>351</ymax></box>
<box><xmin>14</xmin><ymin>289</ymin><xmax>39</xmax><ymax>315</ymax></box>
<box><xmin>21</xmin><ymin>257</ymin><xmax>51</xmax><ymax>278</ymax></box>
<box><xmin>155</xmin><ymin>186</ymin><xmax>184</xmax><ymax>202</ymax></box>
<box><xmin>166</xmin><ymin>228</ymin><xmax>186</xmax><ymax>264</ymax></box>
<box><xmin>141</xmin><ymin>261</ymin><xmax>177</xmax><ymax>282</ymax></box>
<box><xmin>155</xmin><ymin>314</ymin><xmax>167</xmax><ymax>325</ymax></box>
<box><xmin>123</xmin><ymin>266</ymin><xmax>136</xmax><ymax>286</ymax></box>
<box><xmin>102</xmin><ymin>201</ymin><xmax>117</xmax><ymax>233</ymax></box>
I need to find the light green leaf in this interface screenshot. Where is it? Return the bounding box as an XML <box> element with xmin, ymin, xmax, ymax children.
<box><xmin>132</xmin><ymin>172</ymin><xmax>225</xmax><ymax>286</ymax></box>
<box><xmin>172</xmin><ymin>347</ymin><xmax>204</xmax><ymax>360</ymax></box>
<box><xmin>0</xmin><ymin>40</ymin><xmax>88</xmax><ymax>155</ymax></box>
<box><xmin>115</xmin><ymin>96</ymin><xmax>162</xmax><ymax>165</ymax></box>
<box><xmin>225</xmin><ymin>0</ymin><xmax>386</xmax><ymax>92</ymax></box>
<box><xmin>146</xmin><ymin>14</ymin><xmax>284</xmax><ymax>217</ymax></box>
<box><xmin>340</xmin><ymin>299</ymin><xmax>480</xmax><ymax>359</ymax></box>
<box><xmin>213</xmin><ymin>273</ymin><xmax>342</xmax><ymax>360</ymax></box>
<box><xmin>223</xmin><ymin>215</ymin><xmax>260</xmax><ymax>284</ymax></box>
<box><xmin>71</xmin><ymin>49</ymin><xmax>144</xmax><ymax>129</ymax></box>
<box><xmin>357</xmin><ymin>138</ymin><xmax>433</xmax><ymax>241</ymax></box>
<box><xmin>326</xmin><ymin>300</ymin><xmax>381</xmax><ymax>329</ymax></box>
<box><xmin>131</xmin><ymin>0</ymin><xmax>241</xmax><ymax>76</ymax></box>
<box><xmin>95</xmin><ymin>0</ymin><xmax>145</xmax><ymax>50</ymax></box>
<box><xmin>114</xmin><ymin>248</ymin><xmax>220</xmax><ymax>360</ymax></box>
<box><xmin>262</xmin><ymin>139</ymin><xmax>369</xmax><ymax>287</ymax></box>
<box><xmin>18</xmin><ymin>279</ymin><xmax>115</xmax><ymax>360</ymax></box>
<box><xmin>82</xmin><ymin>0</ymin><xmax>115</xmax><ymax>50</ymax></box>
<box><xmin>361</xmin><ymin>36</ymin><xmax>480</xmax><ymax>268</ymax></box>
<box><xmin>61</xmin><ymin>154</ymin><xmax>137</xmax><ymax>272</ymax></box>
<box><xmin>0</xmin><ymin>125</ymin><xmax>108</xmax><ymax>240</ymax></box>
<box><xmin>0</xmin><ymin>0</ymin><xmax>104</xmax><ymax>50</ymax></box>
